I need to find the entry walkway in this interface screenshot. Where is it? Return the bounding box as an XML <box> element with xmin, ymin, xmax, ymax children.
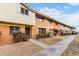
<box><xmin>29</xmin><ymin>36</ymin><xmax>69</xmax><ymax>48</ymax></box>
<box><xmin>34</xmin><ymin>35</ymin><xmax>77</xmax><ymax>56</ymax></box>
<box><xmin>29</xmin><ymin>39</ymin><xmax>49</xmax><ymax>48</ymax></box>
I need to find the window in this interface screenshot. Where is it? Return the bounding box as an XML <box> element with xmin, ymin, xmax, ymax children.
<box><xmin>49</xmin><ymin>29</ymin><xmax>53</xmax><ymax>31</ymax></box>
<box><xmin>39</xmin><ymin>28</ymin><xmax>46</xmax><ymax>34</ymax></box>
<box><xmin>25</xmin><ymin>9</ymin><xmax>28</xmax><ymax>15</ymax></box>
<box><xmin>36</xmin><ymin>14</ymin><xmax>44</xmax><ymax>21</ymax></box>
<box><xmin>21</xmin><ymin>8</ymin><xmax>25</xmax><ymax>14</ymax></box>
<box><xmin>21</xmin><ymin>7</ymin><xmax>28</xmax><ymax>15</ymax></box>
<box><xmin>39</xmin><ymin>19</ymin><xmax>44</xmax><ymax>22</ymax></box>
<box><xmin>49</xmin><ymin>20</ymin><xmax>52</xmax><ymax>24</ymax></box>
<box><xmin>64</xmin><ymin>25</ymin><xmax>66</xmax><ymax>28</ymax></box>
<box><xmin>10</xmin><ymin>26</ymin><xmax>20</xmax><ymax>34</ymax></box>
<box><xmin>55</xmin><ymin>23</ymin><xmax>58</xmax><ymax>25</ymax></box>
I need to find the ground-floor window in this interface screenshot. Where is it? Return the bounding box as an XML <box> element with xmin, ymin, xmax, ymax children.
<box><xmin>49</xmin><ymin>29</ymin><xmax>53</xmax><ymax>32</ymax></box>
<box><xmin>39</xmin><ymin>28</ymin><xmax>46</xmax><ymax>34</ymax></box>
<box><xmin>53</xmin><ymin>29</ymin><xmax>59</xmax><ymax>35</ymax></box>
<box><xmin>10</xmin><ymin>26</ymin><xmax>20</xmax><ymax>34</ymax></box>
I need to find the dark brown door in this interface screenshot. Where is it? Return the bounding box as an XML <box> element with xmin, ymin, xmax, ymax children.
<box><xmin>25</xmin><ymin>27</ymin><xmax>30</xmax><ymax>39</ymax></box>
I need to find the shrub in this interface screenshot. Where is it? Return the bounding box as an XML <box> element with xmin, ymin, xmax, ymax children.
<box><xmin>46</xmin><ymin>32</ymin><xmax>51</xmax><ymax>37</ymax></box>
<box><xmin>12</xmin><ymin>32</ymin><xmax>28</xmax><ymax>43</ymax></box>
<box><xmin>36</xmin><ymin>32</ymin><xmax>51</xmax><ymax>39</ymax></box>
<box><xmin>36</xmin><ymin>34</ymin><xmax>44</xmax><ymax>39</ymax></box>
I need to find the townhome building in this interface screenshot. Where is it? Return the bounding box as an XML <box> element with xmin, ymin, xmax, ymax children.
<box><xmin>0</xmin><ymin>3</ymin><xmax>75</xmax><ymax>44</ymax></box>
<box><xmin>59</xmin><ymin>24</ymin><xmax>75</xmax><ymax>35</ymax></box>
<box><xmin>32</xmin><ymin>13</ymin><xmax>55</xmax><ymax>39</ymax></box>
<box><xmin>0</xmin><ymin>3</ymin><xmax>36</xmax><ymax>44</ymax></box>
<box><xmin>31</xmin><ymin>10</ymin><xmax>75</xmax><ymax>39</ymax></box>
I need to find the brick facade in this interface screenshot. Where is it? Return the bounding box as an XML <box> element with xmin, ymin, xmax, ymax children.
<box><xmin>0</xmin><ymin>23</ymin><xmax>27</xmax><ymax>44</ymax></box>
<box><xmin>0</xmin><ymin>3</ymin><xmax>75</xmax><ymax>44</ymax></box>
<box><xmin>0</xmin><ymin>25</ymin><xmax>13</xmax><ymax>44</ymax></box>
<box><xmin>31</xmin><ymin>17</ymin><xmax>60</xmax><ymax>39</ymax></box>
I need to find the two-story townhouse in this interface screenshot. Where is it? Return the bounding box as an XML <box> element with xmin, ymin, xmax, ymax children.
<box><xmin>0</xmin><ymin>3</ymin><xmax>75</xmax><ymax>44</ymax></box>
<box><xmin>66</xmin><ymin>26</ymin><xmax>75</xmax><ymax>34</ymax></box>
<box><xmin>31</xmin><ymin>10</ymin><xmax>74</xmax><ymax>39</ymax></box>
<box><xmin>32</xmin><ymin>13</ymin><xmax>56</xmax><ymax>39</ymax></box>
<box><xmin>59</xmin><ymin>23</ymin><xmax>75</xmax><ymax>35</ymax></box>
<box><xmin>31</xmin><ymin>8</ymin><xmax>75</xmax><ymax>39</ymax></box>
<box><xmin>0</xmin><ymin>3</ymin><xmax>36</xmax><ymax>44</ymax></box>
<box><xmin>19</xmin><ymin>4</ymin><xmax>75</xmax><ymax>38</ymax></box>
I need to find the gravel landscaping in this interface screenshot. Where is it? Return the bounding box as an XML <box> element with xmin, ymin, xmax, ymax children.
<box><xmin>37</xmin><ymin>36</ymin><xmax>64</xmax><ymax>45</ymax></box>
<box><xmin>61</xmin><ymin>36</ymin><xmax>79</xmax><ymax>56</ymax></box>
<box><xmin>0</xmin><ymin>41</ymin><xmax>43</xmax><ymax>56</ymax></box>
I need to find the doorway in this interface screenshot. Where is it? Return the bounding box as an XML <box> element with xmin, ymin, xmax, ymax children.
<box><xmin>25</xmin><ymin>27</ymin><xmax>31</xmax><ymax>39</ymax></box>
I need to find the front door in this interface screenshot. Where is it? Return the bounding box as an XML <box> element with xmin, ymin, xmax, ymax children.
<box><xmin>25</xmin><ymin>27</ymin><xmax>31</xmax><ymax>39</ymax></box>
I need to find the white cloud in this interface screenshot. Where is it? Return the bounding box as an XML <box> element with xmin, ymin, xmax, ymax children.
<box><xmin>38</xmin><ymin>7</ymin><xmax>65</xmax><ymax>20</ymax></box>
<box><xmin>37</xmin><ymin>7</ymin><xmax>79</xmax><ymax>30</ymax></box>
<box><xmin>63</xmin><ymin>6</ymin><xmax>70</xmax><ymax>9</ymax></box>
<box><xmin>69</xmin><ymin>3</ymin><xmax>79</xmax><ymax>6</ymax></box>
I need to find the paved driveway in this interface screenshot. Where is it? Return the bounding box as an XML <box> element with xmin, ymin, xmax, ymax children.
<box><xmin>0</xmin><ymin>41</ymin><xmax>42</xmax><ymax>56</ymax></box>
<box><xmin>34</xmin><ymin>35</ymin><xmax>77</xmax><ymax>56</ymax></box>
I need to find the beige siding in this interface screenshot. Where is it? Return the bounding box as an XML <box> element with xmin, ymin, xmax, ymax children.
<box><xmin>0</xmin><ymin>3</ymin><xmax>35</xmax><ymax>25</ymax></box>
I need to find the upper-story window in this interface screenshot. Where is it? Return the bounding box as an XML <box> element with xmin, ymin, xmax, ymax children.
<box><xmin>21</xmin><ymin>7</ymin><xmax>28</xmax><ymax>15</ymax></box>
<box><xmin>64</xmin><ymin>25</ymin><xmax>66</xmax><ymax>28</ymax></box>
<box><xmin>55</xmin><ymin>22</ymin><xmax>58</xmax><ymax>25</ymax></box>
<box><xmin>36</xmin><ymin>14</ymin><xmax>44</xmax><ymax>22</ymax></box>
<box><xmin>39</xmin><ymin>19</ymin><xmax>44</xmax><ymax>22</ymax></box>
<box><xmin>21</xmin><ymin>8</ymin><xmax>24</xmax><ymax>14</ymax></box>
<box><xmin>25</xmin><ymin>9</ymin><xmax>28</xmax><ymax>15</ymax></box>
<box><xmin>49</xmin><ymin>20</ymin><xmax>52</xmax><ymax>24</ymax></box>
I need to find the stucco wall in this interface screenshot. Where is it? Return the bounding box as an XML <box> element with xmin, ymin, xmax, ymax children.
<box><xmin>0</xmin><ymin>3</ymin><xmax>35</xmax><ymax>25</ymax></box>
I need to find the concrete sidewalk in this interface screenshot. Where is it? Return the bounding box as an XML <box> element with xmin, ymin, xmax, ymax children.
<box><xmin>34</xmin><ymin>35</ymin><xmax>77</xmax><ymax>56</ymax></box>
<box><xmin>29</xmin><ymin>36</ymin><xmax>69</xmax><ymax>48</ymax></box>
<box><xmin>29</xmin><ymin>39</ymin><xmax>49</xmax><ymax>48</ymax></box>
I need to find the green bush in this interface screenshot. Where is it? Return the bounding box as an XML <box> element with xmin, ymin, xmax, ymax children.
<box><xmin>46</xmin><ymin>32</ymin><xmax>51</xmax><ymax>37</ymax></box>
<box><xmin>36</xmin><ymin>34</ymin><xmax>45</xmax><ymax>39</ymax></box>
<box><xmin>36</xmin><ymin>32</ymin><xmax>51</xmax><ymax>39</ymax></box>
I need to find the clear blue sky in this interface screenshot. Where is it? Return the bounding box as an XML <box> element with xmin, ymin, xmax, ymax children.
<box><xmin>28</xmin><ymin>3</ymin><xmax>79</xmax><ymax>30</ymax></box>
